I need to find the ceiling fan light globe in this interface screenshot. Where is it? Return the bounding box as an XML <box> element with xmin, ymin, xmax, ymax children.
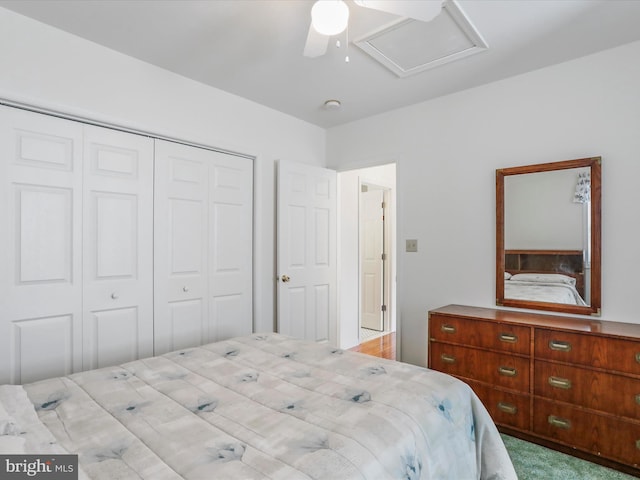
<box><xmin>311</xmin><ymin>0</ymin><xmax>349</xmax><ymax>36</ymax></box>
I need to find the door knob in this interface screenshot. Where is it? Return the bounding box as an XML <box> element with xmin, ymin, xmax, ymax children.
<box><xmin>281</xmin><ymin>275</ymin><xmax>290</xmax><ymax>283</ymax></box>
<box><xmin>111</xmin><ymin>293</ymin><xmax>119</xmax><ymax>300</ymax></box>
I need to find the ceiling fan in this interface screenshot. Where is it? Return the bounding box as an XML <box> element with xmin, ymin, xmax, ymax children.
<box><xmin>303</xmin><ymin>0</ymin><xmax>445</xmax><ymax>58</ymax></box>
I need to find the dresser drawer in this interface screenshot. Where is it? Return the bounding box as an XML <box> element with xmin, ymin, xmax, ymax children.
<box><xmin>535</xmin><ymin>360</ymin><xmax>640</xmax><ymax>419</ymax></box>
<box><xmin>466</xmin><ymin>379</ymin><xmax>530</xmax><ymax>431</ymax></box>
<box><xmin>534</xmin><ymin>398</ymin><xmax>640</xmax><ymax>467</ymax></box>
<box><xmin>535</xmin><ymin>328</ymin><xmax>640</xmax><ymax>376</ymax></box>
<box><xmin>429</xmin><ymin>314</ymin><xmax>530</xmax><ymax>355</ymax></box>
<box><xmin>430</xmin><ymin>342</ymin><xmax>529</xmax><ymax>392</ymax></box>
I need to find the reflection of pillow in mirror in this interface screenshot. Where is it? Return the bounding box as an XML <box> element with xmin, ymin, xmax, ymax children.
<box><xmin>504</xmin><ymin>272</ymin><xmax>512</xmax><ymax>280</ymax></box>
<box><xmin>510</xmin><ymin>273</ymin><xmax>576</xmax><ymax>286</ymax></box>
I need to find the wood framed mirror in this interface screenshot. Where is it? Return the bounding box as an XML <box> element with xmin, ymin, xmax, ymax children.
<box><xmin>496</xmin><ymin>157</ymin><xmax>601</xmax><ymax>316</ymax></box>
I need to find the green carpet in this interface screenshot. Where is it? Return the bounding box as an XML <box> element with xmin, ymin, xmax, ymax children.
<box><xmin>501</xmin><ymin>434</ymin><xmax>638</xmax><ymax>479</ymax></box>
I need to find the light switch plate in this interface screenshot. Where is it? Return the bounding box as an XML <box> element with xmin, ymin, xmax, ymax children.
<box><xmin>406</xmin><ymin>239</ymin><xmax>418</xmax><ymax>252</ymax></box>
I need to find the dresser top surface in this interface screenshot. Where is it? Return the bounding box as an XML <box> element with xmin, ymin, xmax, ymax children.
<box><xmin>429</xmin><ymin>304</ymin><xmax>640</xmax><ymax>339</ymax></box>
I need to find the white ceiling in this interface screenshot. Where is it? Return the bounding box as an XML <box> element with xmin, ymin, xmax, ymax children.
<box><xmin>2</xmin><ymin>0</ymin><xmax>640</xmax><ymax>128</ymax></box>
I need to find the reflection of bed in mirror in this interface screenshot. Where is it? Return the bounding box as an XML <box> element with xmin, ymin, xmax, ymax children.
<box><xmin>504</xmin><ymin>250</ymin><xmax>587</xmax><ymax>306</ymax></box>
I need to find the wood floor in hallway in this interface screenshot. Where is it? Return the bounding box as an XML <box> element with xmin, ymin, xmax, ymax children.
<box><xmin>349</xmin><ymin>332</ymin><xmax>396</xmax><ymax>360</ymax></box>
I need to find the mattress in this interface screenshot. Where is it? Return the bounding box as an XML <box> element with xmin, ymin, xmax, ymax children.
<box><xmin>1</xmin><ymin>334</ymin><xmax>517</xmax><ymax>479</ymax></box>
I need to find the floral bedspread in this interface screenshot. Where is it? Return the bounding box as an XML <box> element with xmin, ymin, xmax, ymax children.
<box><xmin>6</xmin><ymin>334</ymin><xmax>515</xmax><ymax>479</ymax></box>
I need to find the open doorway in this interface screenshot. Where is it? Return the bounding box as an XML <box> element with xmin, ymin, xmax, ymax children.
<box><xmin>337</xmin><ymin>163</ymin><xmax>396</xmax><ymax>352</ymax></box>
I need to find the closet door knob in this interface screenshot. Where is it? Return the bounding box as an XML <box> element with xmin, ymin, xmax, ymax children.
<box><xmin>111</xmin><ymin>293</ymin><xmax>119</xmax><ymax>300</ymax></box>
<box><xmin>183</xmin><ymin>286</ymin><xmax>189</xmax><ymax>292</ymax></box>
<box><xmin>281</xmin><ymin>275</ymin><xmax>291</xmax><ymax>283</ymax></box>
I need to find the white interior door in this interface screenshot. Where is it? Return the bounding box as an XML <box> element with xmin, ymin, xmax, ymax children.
<box><xmin>277</xmin><ymin>160</ymin><xmax>336</xmax><ymax>343</ymax></box>
<box><xmin>361</xmin><ymin>187</ymin><xmax>384</xmax><ymax>331</ymax></box>
<box><xmin>82</xmin><ymin>125</ymin><xmax>154</xmax><ymax>370</ymax></box>
<box><xmin>0</xmin><ymin>106</ymin><xmax>83</xmax><ymax>384</ymax></box>
<box><xmin>154</xmin><ymin>141</ymin><xmax>253</xmax><ymax>354</ymax></box>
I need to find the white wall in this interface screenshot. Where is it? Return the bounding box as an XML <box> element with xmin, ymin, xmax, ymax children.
<box><xmin>505</xmin><ymin>168</ymin><xmax>587</xmax><ymax>250</ymax></box>
<box><xmin>338</xmin><ymin>163</ymin><xmax>396</xmax><ymax>350</ymax></box>
<box><xmin>0</xmin><ymin>8</ymin><xmax>327</xmax><ymax>335</ymax></box>
<box><xmin>327</xmin><ymin>40</ymin><xmax>640</xmax><ymax>367</ymax></box>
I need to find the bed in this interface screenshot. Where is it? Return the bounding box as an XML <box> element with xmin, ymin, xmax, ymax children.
<box><xmin>504</xmin><ymin>249</ymin><xmax>587</xmax><ymax>306</ymax></box>
<box><xmin>0</xmin><ymin>333</ymin><xmax>516</xmax><ymax>479</ymax></box>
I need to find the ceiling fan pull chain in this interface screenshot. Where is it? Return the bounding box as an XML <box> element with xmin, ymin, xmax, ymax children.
<box><xmin>345</xmin><ymin>23</ymin><xmax>350</xmax><ymax>63</ymax></box>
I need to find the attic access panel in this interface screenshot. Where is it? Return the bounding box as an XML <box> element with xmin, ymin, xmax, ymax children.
<box><xmin>354</xmin><ymin>1</ymin><xmax>488</xmax><ymax>78</ymax></box>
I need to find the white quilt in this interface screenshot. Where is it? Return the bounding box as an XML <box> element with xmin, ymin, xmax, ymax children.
<box><xmin>4</xmin><ymin>334</ymin><xmax>516</xmax><ymax>479</ymax></box>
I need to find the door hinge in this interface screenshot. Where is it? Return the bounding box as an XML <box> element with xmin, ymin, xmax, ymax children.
<box><xmin>381</xmin><ymin>304</ymin><xmax>387</xmax><ymax>312</ymax></box>
<box><xmin>381</xmin><ymin>201</ymin><xmax>385</xmax><ymax>209</ymax></box>
<box><xmin>381</xmin><ymin>253</ymin><xmax>386</xmax><ymax>260</ymax></box>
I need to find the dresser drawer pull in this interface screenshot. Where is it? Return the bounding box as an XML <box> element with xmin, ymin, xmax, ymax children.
<box><xmin>548</xmin><ymin>376</ymin><xmax>572</xmax><ymax>390</ymax></box>
<box><xmin>636</xmin><ymin>439</ymin><xmax>640</xmax><ymax>450</ymax></box>
<box><xmin>548</xmin><ymin>415</ymin><xmax>571</xmax><ymax>430</ymax></box>
<box><xmin>498</xmin><ymin>366</ymin><xmax>517</xmax><ymax>377</ymax></box>
<box><xmin>635</xmin><ymin>353</ymin><xmax>640</xmax><ymax>364</ymax></box>
<box><xmin>497</xmin><ymin>402</ymin><xmax>518</xmax><ymax>415</ymax></box>
<box><xmin>440</xmin><ymin>354</ymin><xmax>456</xmax><ymax>364</ymax></box>
<box><xmin>499</xmin><ymin>333</ymin><xmax>518</xmax><ymax>344</ymax></box>
<box><xmin>549</xmin><ymin>340</ymin><xmax>572</xmax><ymax>352</ymax></box>
<box><xmin>441</xmin><ymin>324</ymin><xmax>456</xmax><ymax>334</ymax></box>
<box><xmin>635</xmin><ymin>394</ymin><xmax>640</xmax><ymax>405</ymax></box>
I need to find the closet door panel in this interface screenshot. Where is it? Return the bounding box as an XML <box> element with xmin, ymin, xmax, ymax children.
<box><xmin>209</xmin><ymin>154</ymin><xmax>253</xmax><ymax>341</ymax></box>
<box><xmin>18</xmin><ymin>185</ymin><xmax>73</xmax><ymax>283</ymax></box>
<box><xmin>154</xmin><ymin>140</ymin><xmax>209</xmax><ymax>354</ymax></box>
<box><xmin>88</xmin><ymin>307</ymin><xmax>139</xmax><ymax>369</ymax></box>
<box><xmin>168</xmin><ymin>300</ymin><xmax>205</xmax><ymax>351</ymax></box>
<box><xmin>211</xmin><ymin>294</ymin><xmax>248</xmax><ymax>340</ymax></box>
<box><xmin>82</xmin><ymin>126</ymin><xmax>154</xmax><ymax>370</ymax></box>
<box><xmin>0</xmin><ymin>106</ymin><xmax>83</xmax><ymax>384</ymax></box>
<box><xmin>11</xmin><ymin>315</ymin><xmax>74</xmax><ymax>385</ymax></box>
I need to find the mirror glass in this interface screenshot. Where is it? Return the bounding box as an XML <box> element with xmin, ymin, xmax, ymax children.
<box><xmin>496</xmin><ymin>157</ymin><xmax>601</xmax><ymax>315</ymax></box>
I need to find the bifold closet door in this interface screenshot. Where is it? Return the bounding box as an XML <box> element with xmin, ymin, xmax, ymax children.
<box><xmin>208</xmin><ymin>149</ymin><xmax>253</xmax><ymax>340</ymax></box>
<box><xmin>0</xmin><ymin>107</ymin><xmax>83</xmax><ymax>384</ymax></box>
<box><xmin>82</xmin><ymin>126</ymin><xmax>154</xmax><ymax>370</ymax></box>
<box><xmin>154</xmin><ymin>140</ymin><xmax>253</xmax><ymax>355</ymax></box>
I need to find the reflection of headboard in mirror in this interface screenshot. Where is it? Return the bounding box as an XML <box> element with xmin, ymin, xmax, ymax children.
<box><xmin>505</xmin><ymin>249</ymin><xmax>584</xmax><ymax>298</ymax></box>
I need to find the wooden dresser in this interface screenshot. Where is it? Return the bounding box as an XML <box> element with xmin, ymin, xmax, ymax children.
<box><xmin>428</xmin><ymin>304</ymin><xmax>640</xmax><ymax>476</ymax></box>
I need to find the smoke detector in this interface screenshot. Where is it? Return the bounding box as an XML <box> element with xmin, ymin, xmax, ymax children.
<box><xmin>323</xmin><ymin>99</ymin><xmax>342</xmax><ymax>110</ymax></box>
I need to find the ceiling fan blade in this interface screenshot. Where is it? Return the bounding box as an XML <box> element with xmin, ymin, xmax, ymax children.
<box><xmin>354</xmin><ymin>0</ymin><xmax>444</xmax><ymax>22</ymax></box>
<box><xmin>303</xmin><ymin>22</ymin><xmax>330</xmax><ymax>58</ymax></box>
